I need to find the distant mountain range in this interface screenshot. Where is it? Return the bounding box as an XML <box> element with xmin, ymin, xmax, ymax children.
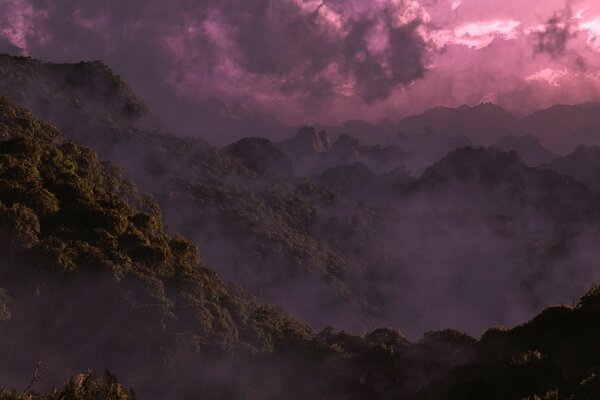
<box><xmin>4</xmin><ymin>52</ymin><xmax>600</xmax><ymax>399</ymax></box>
<box><xmin>395</xmin><ymin>102</ymin><xmax>600</xmax><ymax>155</ymax></box>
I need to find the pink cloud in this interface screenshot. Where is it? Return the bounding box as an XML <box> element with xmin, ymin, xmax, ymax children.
<box><xmin>1</xmin><ymin>0</ymin><xmax>600</xmax><ymax>129</ymax></box>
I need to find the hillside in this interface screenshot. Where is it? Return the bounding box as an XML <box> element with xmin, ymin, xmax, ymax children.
<box><xmin>396</xmin><ymin>103</ymin><xmax>521</xmax><ymax>146</ymax></box>
<box><xmin>493</xmin><ymin>134</ymin><xmax>557</xmax><ymax>166</ymax></box>
<box><xmin>521</xmin><ymin>104</ymin><xmax>600</xmax><ymax>154</ymax></box>
<box><xmin>0</xmin><ymin>97</ymin><xmax>318</xmax><ymax>398</ymax></box>
<box><xmin>0</xmin><ymin>54</ymin><xmax>380</xmax><ymax>330</ymax></box>
<box><xmin>545</xmin><ymin>145</ymin><xmax>600</xmax><ymax>191</ymax></box>
<box><xmin>394</xmin><ymin>102</ymin><xmax>600</xmax><ymax>156</ymax></box>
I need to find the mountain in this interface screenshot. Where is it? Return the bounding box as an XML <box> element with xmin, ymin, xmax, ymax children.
<box><xmin>419</xmin><ymin>147</ymin><xmax>599</xmax><ymax>226</ymax></box>
<box><xmin>328</xmin><ymin>133</ymin><xmax>407</xmax><ymax>173</ymax></box>
<box><xmin>8</xmin><ymin>95</ymin><xmax>600</xmax><ymax>400</ymax></box>
<box><xmin>0</xmin><ymin>53</ymin><xmax>381</xmax><ymax>331</ymax></box>
<box><xmin>280</xmin><ymin>126</ymin><xmax>332</xmax><ymax>155</ymax></box>
<box><xmin>5</xmin><ymin>54</ymin><xmax>600</xmax><ymax>400</ymax></box>
<box><xmin>0</xmin><ymin>97</ymin><xmax>316</xmax><ymax>397</ymax></box>
<box><xmin>223</xmin><ymin>137</ymin><xmax>294</xmax><ymax>177</ymax></box>
<box><xmin>417</xmin><ymin>289</ymin><xmax>600</xmax><ymax>400</ymax></box>
<box><xmin>392</xmin><ymin>130</ymin><xmax>474</xmax><ymax>175</ymax></box>
<box><xmin>313</xmin><ymin>163</ymin><xmax>414</xmax><ymax>205</ymax></box>
<box><xmin>4</xmin><ymin>51</ymin><xmax>600</xmax><ymax>343</ymax></box>
<box><xmin>493</xmin><ymin>134</ymin><xmax>557</xmax><ymax>166</ymax></box>
<box><xmin>521</xmin><ymin>104</ymin><xmax>600</xmax><ymax>154</ymax></box>
<box><xmin>396</xmin><ymin>103</ymin><xmax>521</xmax><ymax>146</ymax></box>
<box><xmin>277</xmin><ymin>127</ymin><xmax>331</xmax><ymax>175</ymax></box>
<box><xmin>395</xmin><ymin>102</ymin><xmax>600</xmax><ymax>156</ymax></box>
<box><xmin>277</xmin><ymin>127</ymin><xmax>408</xmax><ymax>176</ymax></box>
<box><xmin>312</xmin><ymin>118</ymin><xmax>399</xmax><ymax>145</ymax></box>
<box><xmin>545</xmin><ymin>145</ymin><xmax>600</xmax><ymax>191</ymax></box>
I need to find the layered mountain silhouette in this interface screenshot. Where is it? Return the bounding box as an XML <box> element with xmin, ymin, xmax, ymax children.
<box><xmin>396</xmin><ymin>103</ymin><xmax>521</xmax><ymax>146</ymax></box>
<box><xmin>4</xmin><ymin>53</ymin><xmax>600</xmax><ymax>399</ymax></box>
<box><xmin>395</xmin><ymin>102</ymin><xmax>600</xmax><ymax>156</ymax></box>
<box><xmin>545</xmin><ymin>145</ymin><xmax>600</xmax><ymax>191</ymax></box>
<box><xmin>277</xmin><ymin>127</ymin><xmax>408</xmax><ymax>175</ymax></box>
<box><xmin>493</xmin><ymin>134</ymin><xmax>557</xmax><ymax>166</ymax></box>
<box><xmin>521</xmin><ymin>103</ymin><xmax>600</xmax><ymax>154</ymax></box>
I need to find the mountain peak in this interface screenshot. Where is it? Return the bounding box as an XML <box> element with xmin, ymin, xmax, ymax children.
<box><xmin>421</xmin><ymin>147</ymin><xmax>525</xmax><ymax>185</ymax></box>
<box><xmin>281</xmin><ymin>127</ymin><xmax>331</xmax><ymax>155</ymax></box>
<box><xmin>493</xmin><ymin>134</ymin><xmax>557</xmax><ymax>166</ymax></box>
<box><xmin>332</xmin><ymin>133</ymin><xmax>361</xmax><ymax>150</ymax></box>
<box><xmin>223</xmin><ymin>137</ymin><xmax>293</xmax><ymax>177</ymax></box>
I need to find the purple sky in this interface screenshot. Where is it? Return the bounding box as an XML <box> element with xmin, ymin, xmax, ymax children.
<box><xmin>2</xmin><ymin>0</ymin><xmax>600</xmax><ymax>125</ymax></box>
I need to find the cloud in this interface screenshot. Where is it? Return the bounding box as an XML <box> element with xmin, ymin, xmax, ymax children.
<box><xmin>1</xmin><ymin>0</ymin><xmax>600</xmax><ymax>133</ymax></box>
<box><xmin>580</xmin><ymin>17</ymin><xmax>600</xmax><ymax>51</ymax></box>
<box><xmin>452</xmin><ymin>19</ymin><xmax>521</xmax><ymax>49</ymax></box>
<box><xmin>0</xmin><ymin>0</ymin><xmax>428</xmax><ymax>118</ymax></box>
<box><xmin>525</xmin><ymin>68</ymin><xmax>570</xmax><ymax>87</ymax></box>
<box><xmin>534</xmin><ymin>8</ymin><xmax>575</xmax><ymax>57</ymax></box>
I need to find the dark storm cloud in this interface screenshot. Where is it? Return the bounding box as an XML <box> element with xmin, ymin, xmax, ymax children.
<box><xmin>341</xmin><ymin>16</ymin><xmax>425</xmax><ymax>103</ymax></box>
<box><xmin>534</xmin><ymin>8</ymin><xmax>575</xmax><ymax>57</ymax></box>
<box><xmin>4</xmin><ymin>0</ymin><xmax>427</xmax><ymax>109</ymax></box>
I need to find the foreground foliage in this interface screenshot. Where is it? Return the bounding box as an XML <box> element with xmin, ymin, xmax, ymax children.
<box><xmin>0</xmin><ymin>372</ymin><xmax>134</xmax><ymax>400</ymax></box>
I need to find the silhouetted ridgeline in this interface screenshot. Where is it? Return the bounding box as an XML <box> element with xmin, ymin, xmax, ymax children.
<box><xmin>4</xmin><ymin>54</ymin><xmax>600</xmax><ymax>399</ymax></box>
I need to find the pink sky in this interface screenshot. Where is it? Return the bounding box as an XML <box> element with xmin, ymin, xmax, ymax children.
<box><xmin>1</xmin><ymin>0</ymin><xmax>600</xmax><ymax>125</ymax></box>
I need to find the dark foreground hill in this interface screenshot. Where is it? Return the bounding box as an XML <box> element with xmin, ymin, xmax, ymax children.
<box><xmin>0</xmin><ymin>53</ymin><xmax>378</xmax><ymax>330</ymax></box>
<box><xmin>0</xmin><ymin>97</ymin><xmax>317</xmax><ymax>398</ymax></box>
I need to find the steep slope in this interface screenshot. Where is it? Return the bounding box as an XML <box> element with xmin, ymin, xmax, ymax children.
<box><xmin>493</xmin><ymin>134</ymin><xmax>557</xmax><ymax>166</ymax></box>
<box><xmin>545</xmin><ymin>145</ymin><xmax>600</xmax><ymax>191</ymax></box>
<box><xmin>223</xmin><ymin>137</ymin><xmax>294</xmax><ymax>177</ymax></box>
<box><xmin>0</xmin><ymin>372</ymin><xmax>134</xmax><ymax>400</ymax></box>
<box><xmin>0</xmin><ymin>53</ymin><xmax>379</xmax><ymax>331</ymax></box>
<box><xmin>521</xmin><ymin>104</ymin><xmax>600</xmax><ymax>154</ymax></box>
<box><xmin>327</xmin><ymin>133</ymin><xmax>407</xmax><ymax>173</ymax></box>
<box><xmin>397</xmin><ymin>103</ymin><xmax>521</xmax><ymax>146</ymax></box>
<box><xmin>394</xmin><ymin>102</ymin><xmax>600</xmax><ymax>156</ymax></box>
<box><xmin>374</xmin><ymin>147</ymin><xmax>600</xmax><ymax>335</ymax></box>
<box><xmin>0</xmin><ymin>97</ymin><xmax>316</xmax><ymax>398</ymax></box>
<box><xmin>276</xmin><ymin>127</ymin><xmax>332</xmax><ymax>175</ymax></box>
<box><xmin>418</xmin><ymin>288</ymin><xmax>600</xmax><ymax>400</ymax></box>
<box><xmin>392</xmin><ymin>130</ymin><xmax>474</xmax><ymax>175</ymax></box>
<box><xmin>277</xmin><ymin>127</ymin><xmax>408</xmax><ymax>176</ymax></box>
<box><xmin>313</xmin><ymin>162</ymin><xmax>414</xmax><ymax>205</ymax></box>
<box><xmin>419</xmin><ymin>147</ymin><xmax>597</xmax><ymax>227</ymax></box>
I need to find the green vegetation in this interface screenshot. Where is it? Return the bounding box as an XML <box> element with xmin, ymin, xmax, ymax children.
<box><xmin>0</xmin><ymin>97</ymin><xmax>318</xmax><ymax>397</ymax></box>
<box><xmin>0</xmin><ymin>372</ymin><xmax>134</xmax><ymax>400</ymax></box>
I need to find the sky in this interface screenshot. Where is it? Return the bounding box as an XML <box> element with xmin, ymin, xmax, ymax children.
<box><xmin>1</xmin><ymin>0</ymin><xmax>600</xmax><ymax>126</ymax></box>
